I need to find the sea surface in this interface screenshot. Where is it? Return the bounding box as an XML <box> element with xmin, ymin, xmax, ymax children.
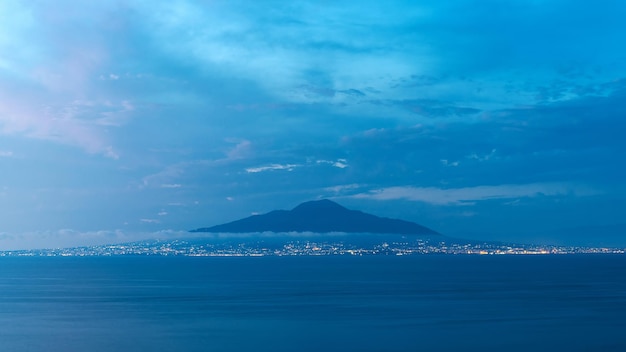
<box><xmin>1</xmin><ymin>255</ymin><xmax>625</xmax><ymax>351</ymax></box>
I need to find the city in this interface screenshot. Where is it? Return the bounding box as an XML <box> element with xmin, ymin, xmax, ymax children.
<box><xmin>1</xmin><ymin>236</ymin><xmax>623</xmax><ymax>257</ymax></box>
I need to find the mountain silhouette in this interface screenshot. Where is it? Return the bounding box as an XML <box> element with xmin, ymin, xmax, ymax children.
<box><xmin>191</xmin><ymin>199</ymin><xmax>439</xmax><ymax>235</ymax></box>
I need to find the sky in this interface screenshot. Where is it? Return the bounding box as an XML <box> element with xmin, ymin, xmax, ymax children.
<box><xmin>1</xmin><ymin>0</ymin><xmax>626</xmax><ymax>249</ymax></box>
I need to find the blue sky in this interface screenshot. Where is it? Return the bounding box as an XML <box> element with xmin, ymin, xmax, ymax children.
<box><xmin>1</xmin><ymin>0</ymin><xmax>626</xmax><ymax>249</ymax></box>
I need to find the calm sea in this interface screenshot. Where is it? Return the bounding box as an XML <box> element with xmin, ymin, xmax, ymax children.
<box><xmin>1</xmin><ymin>255</ymin><xmax>625</xmax><ymax>351</ymax></box>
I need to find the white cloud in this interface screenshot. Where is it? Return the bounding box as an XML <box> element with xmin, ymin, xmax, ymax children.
<box><xmin>225</xmin><ymin>139</ymin><xmax>252</xmax><ymax>160</ymax></box>
<box><xmin>467</xmin><ymin>149</ymin><xmax>497</xmax><ymax>162</ymax></box>
<box><xmin>440</xmin><ymin>159</ymin><xmax>459</xmax><ymax>167</ymax></box>
<box><xmin>324</xmin><ymin>183</ymin><xmax>364</xmax><ymax>195</ymax></box>
<box><xmin>0</xmin><ymin>150</ymin><xmax>13</xmax><ymax>157</ymax></box>
<box><xmin>317</xmin><ymin>159</ymin><xmax>349</xmax><ymax>168</ymax></box>
<box><xmin>350</xmin><ymin>183</ymin><xmax>600</xmax><ymax>205</ymax></box>
<box><xmin>141</xmin><ymin>163</ymin><xmax>186</xmax><ymax>188</ymax></box>
<box><xmin>245</xmin><ymin>163</ymin><xmax>299</xmax><ymax>173</ymax></box>
<box><xmin>103</xmin><ymin>146</ymin><xmax>119</xmax><ymax>160</ymax></box>
<box><xmin>246</xmin><ymin>159</ymin><xmax>349</xmax><ymax>174</ymax></box>
<box><xmin>0</xmin><ymin>98</ymin><xmax>127</xmax><ymax>159</ymax></box>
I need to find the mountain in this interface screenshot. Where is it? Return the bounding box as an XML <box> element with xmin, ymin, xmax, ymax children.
<box><xmin>191</xmin><ymin>199</ymin><xmax>439</xmax><ymax>235</ymax></box>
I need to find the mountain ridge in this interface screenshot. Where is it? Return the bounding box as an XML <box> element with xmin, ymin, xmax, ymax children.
<box><xmin>191</xmin><ymin>199</ymin><xmax>439</xmax><ymax>235</ymax></box>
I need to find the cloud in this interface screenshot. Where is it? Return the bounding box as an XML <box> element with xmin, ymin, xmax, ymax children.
<box><xmin>350</xmin><ymin>183</ymin><xmax>600</xmax><ymax>205</ymax></box>
<box><xmin>225</xmin><ymin>139</ymin><xmax>252</xmax><ymax>160</ymax></box>
<box><xmin>141</xmin><ymin>163</ymin><xmax>187</xmax><ymax>188</ymax></box>
<box><xmin>137</xmin><ymin>1</ymin><xmax>432</xmax><ymax>104</ymax></box>
<box><xmin>0</xmin><ymin>94</ymin><xmax>130</xmax><ymax>158</ymax></box>
<box><xmin>316</xmin><ymin>159</ymin><xmax>349</xmax><ymax>168</ymax></box>
<box><xmin>440</xmin><ymin>159</ymin><xmax>459</xmax><ymax>167</ymax></box>
<box><xmin>323</xmin><ymin>183</ymin><xmax>364</xmax><ymax>195</ymax></box>
<box><xmin>467</xmin><ymin>149</ymin><xmax>497</xmax><ymax>162</ymax></box>
<box><xmin>245</xmin><ymin>163</ymin><xmax>300</xmax><ymax>173</ymax></box>
<box><xmin>0</xmin><ymin>1</ymin><xmax>138</xmax><ymax>158</ymax></box>
<box><xmin>246</xmin><ymin>158</ymin><xmax>350</xmax><ymax>173</ymax></box>
<box><xmin>333</xmin><ymin>160</ymin><xmax>348</xmax><ymax>168</ymax></box>
<box><xmin>0</xmin><ymin>0</ymin><xmax>625</xmax><ymax>248</ymax></box>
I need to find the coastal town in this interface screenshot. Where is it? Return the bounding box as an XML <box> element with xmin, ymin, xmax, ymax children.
<box><xmin>1</xmin><ymin>237</ymin><xmax>623</xmax><ymax>257</ymax></box>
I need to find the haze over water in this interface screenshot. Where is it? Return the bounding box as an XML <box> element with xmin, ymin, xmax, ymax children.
<box><xmin>2</xmin><ymin>255</ymin><xmax>625</xmax><ymax>352</ymax></box>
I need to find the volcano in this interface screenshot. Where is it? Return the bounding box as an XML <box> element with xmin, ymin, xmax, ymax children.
<box><xmin>191</xmin><ymin>199</ymin><xmax>439</xmax><ymax>235</ymax></box>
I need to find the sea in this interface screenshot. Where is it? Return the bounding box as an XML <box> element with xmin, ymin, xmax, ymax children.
<box><xmin>1</xmin><ymin>255</ymin><xmax>625</xmax><ymax>352</ymax></box>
